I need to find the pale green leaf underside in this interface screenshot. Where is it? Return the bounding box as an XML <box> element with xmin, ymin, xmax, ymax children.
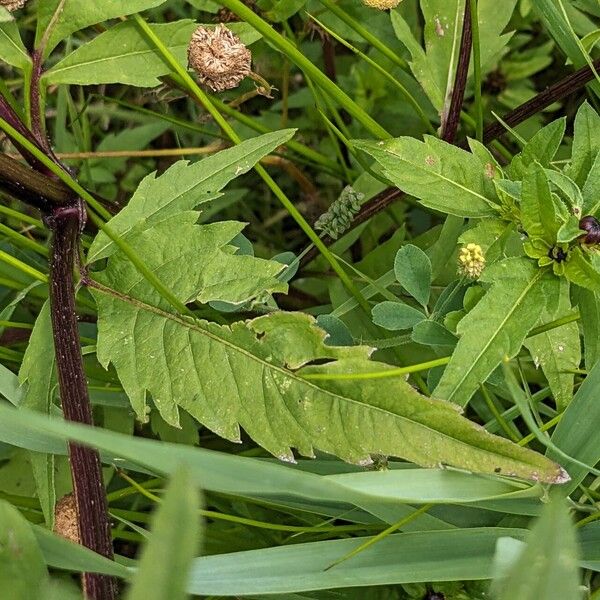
<box><xmin>92</xmin><ymin>284</ymin><xmax>564</xmax><ymax>482</ymax></box>
<box><xmin>88</xmin><ymin>129</ymin><xmax>296</xmax><ymax>262</ymax></box>
<box><xmin>355</xmin><ymin>136</ymin><xmax>499</xmax><ymax>218</ymax></box>
<box><xmin>44</xmin><ymin>20</ymin><xmax>262</xmax><ymax>86</ymax></box>
<box><xmin>434</xmin><ymin>258</ymin><xmax>550</xmax><ymax>406</ymax></box>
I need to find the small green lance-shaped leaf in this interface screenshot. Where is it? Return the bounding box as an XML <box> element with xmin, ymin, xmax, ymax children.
<box><xmin>36</xmin><ymin>0</ymin><xmax>168</xmax><ymax>59</ymax></box>
<box><xmin>88</xmin><ymin>129</ymin><xmax>296</xmax><ymax>262</ymax></box>
<box><xmin>520</xmin><ymin>162</ymin><xmax>562</xmax><ymax>243</ymax></box>
<box><xmin>18</xmin><ymin>302</ymin><xmax>57</xmax><ymax>528</ymax></box>
<box><xmin>44</xmin><ymin>20</ymin><xmax>261</xmax><ymax>87</ymax></box>
<box><xmin>372</xmin><ymin>301</ymin><xmax>425</xmax><ymax>331</ymax></box>
<box><xmin>575</xmin><ymin>287</ymin><xmax>600</xmax><ymax>370</ymax></box>
<box><xmin>0</xmin><ymin>21</ymin><xmax>31</xmax><ymax>70</ymax></box>
<box><xmin>568</xmin><ymin>101</ymin><xmax>600</xmax><ymax>188</ymax></box>
<box><xmin>524</xmin><ymin>279</ymin><xmax>580</xmax><ymax>412</ymax></box>
<box><xmin>394</xmin><ymin>244</ymin><xmax>432</xmax><ymax>306</ymax></box>
<box><xmin>563</xmin><ymin>247</ymin><xmax>600</xmax><ymax>293</ymax></box>
<box><xmin>434</xmin><ymin>258</ymin><xmax>553</xmax><ymax>406</ymax></box>
<box><xmin>91</xmin><ymin>265</ymin><xmax>565</xmax><ymax>480</ymax></box>
<box><xmin>126</xmin><ymin>469</ymin><xmax>200</xmax><ymax>600</ymax></box>
<box><xmin>0</xmin><ymin>500</ymin><xmax>49</xmax><ymax>597</ymax></box>
<box><xmin>355</xmin><ymin>136</ymin><xmax>499</xmax><ymax>218</ymax></box>
<box><xmin>491</xmin><ymin>499</ymin><xmax>580</xmax><ymax>600</ymax></box>
<box><xmin>509</xmin><ymin>118</ymin><xmax>566</xmax><ymax>179</ymax></box>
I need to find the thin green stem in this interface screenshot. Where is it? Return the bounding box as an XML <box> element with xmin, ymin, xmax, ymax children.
<box><xmin>0</xmin><ymin>223</ymin><xmax>48</xmax><ymax>256</ymax></box>
<box><xmin>0</xmin><ymin>250</ymin><xmax>47</xmax><ymax>282</ymax></box>
<box><xmin>316</xmin><ymin>0</ymin><xmax>408</xmax><ymax>73</ymax></box>
<box><xmin>308</xmin><ymin>13</ymin><xmax>436</xmax><ymax>135</ymax></box>
<box><xmin>302</xmin><ymin>356</ymin><xmax>450</xmax><ymax>381</ymax></box>
<box><xmin>118</xmin><ymin>471</ymin><xmax>381</xmax><ymax>535</ymax></box>
<box><xmin>0</xmin><ymin>117</ymin><xmax>192</xmax><ymax>317</ymax></box>
<box><xmin>133</xmin><ymin>14</ymin><xmax>370</xmax><ymax>313</ymax></box>
<box><xmin>206</xmin><ymin>0</ymin><xmax>390</xmax><ymax>139</ymax></box>
<box><xmin>479</xmin><ymin>383</ymin><xmax>520</xmax><ymax>443</ymax></box>
<box><xmin>324</xmin><ymin>504</ymin><xmax>432</xmax><ymax>571</ymax></box>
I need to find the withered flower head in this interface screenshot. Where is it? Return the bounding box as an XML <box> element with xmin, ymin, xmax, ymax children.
<box><xmin>53</xmin><ymin>493</ymin><xmax>80</xmax><ymax>544</ymax></box>
<box><xmin>188</xmin><ymin>24</ymin><xmax>252</xmax><ymax>92</ymax></box>
<box><xmin>0</xmin><ymin>0</ymin><xmax>27</xmax><ymax>11</ymax></box>
<box><xmin>362</xmin><ymin>0</ymin><xmax>401</xmax><ymax>9</ymax></box>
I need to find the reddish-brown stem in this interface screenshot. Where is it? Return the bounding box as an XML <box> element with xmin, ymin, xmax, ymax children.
<box><xmin>47</xmin><ymin>203</ymin><xmax>116</xmax><ymax>600</ymax></box>
<box><xmin>441</xmin><ymin>0</ymin><xmax>472</xmax><ymax>143</ymax></box>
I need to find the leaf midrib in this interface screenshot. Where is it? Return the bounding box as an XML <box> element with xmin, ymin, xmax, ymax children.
<box><xmin>91</xmin><ymin>280</ymin><xmax>557</xmax><ymax>475</ymax></box>
<box><xmin>374</xmin><ymin>145</ymin><xmax>498</xmax><ymax>209</ymax></box>
<box><xmin>444</xmin><ymin>270</ymin><xmax>544</xmax><ymax>404</ymax></box>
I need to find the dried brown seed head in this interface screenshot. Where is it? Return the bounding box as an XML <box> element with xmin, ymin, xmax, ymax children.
<box><xmin>53</xmin><ymin>493</ymin><xmax>80</xmax><ymax>544</ymax></box>
<box><xmin>362</xmin><ymin>0</ymin><xmax>401</xmax><ymax>9</ymax></box>
<box><xmin>0</xmin><ymin>0</ymin><xmax>27</xmax><ymax>11</ymax></box>
<box><xmin>188</xmin><ymin>24</ymin><xmax>252</xmax><ymax>92</ymax></box>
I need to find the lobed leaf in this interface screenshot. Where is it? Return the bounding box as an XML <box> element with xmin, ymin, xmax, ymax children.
<box><xmin>91</xmin><ymin>260</ymin><xmax>566</xmax><ymax>480</ymax></box>
<box><xmin>88</xmin><ymin>129</ymin><xmax>297</xmax><ymax>262</ymax></box>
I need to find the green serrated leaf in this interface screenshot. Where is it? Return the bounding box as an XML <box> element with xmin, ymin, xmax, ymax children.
<box><xmin>524</xmin><ymin>280</ymin><xmax>580</xmax><ymax>411</ymax></box>
<box><xmin>372</xmin><ymin>301</ymin><xmax>425</xmax><ymax>331</ymax></box>
<box><xmin>355</xmin><ymin>136</ymin><xmax>499</xmax><ymax>218</ymax></box>
<box><xmin>0</xmin><ymin>500</ymin><xmax>49</xmax><ymax>597</ymax></box>
<box><xmin>434</xmin><ymin>258</ymin><xmax>552</xmax><ymax>406</ymax></box>
<box><xmin>88</xmin><ymin>129</ymin><xmax>296</xmax><ymax>262</ymax></box>
<box><xmin>394</xmin><ymin>244</ymin><xmax>432</xmax><ymax>306</ymax></box>
<box><xmin>91</xmin><ymin>263</ymin><xmax>565</xmax><ymax>481</ymax></box>
<box><xmin>126</xmin><ymin>469</ymin><xmax>200</xmax><ymax>600</ymax></box>
<box><xmin>18</xmin><ymin>302</ymin><xmax>57</xmax><ymax>528</ymax></box>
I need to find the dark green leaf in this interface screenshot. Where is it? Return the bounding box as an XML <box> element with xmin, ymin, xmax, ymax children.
<box><xmin>394</xmin><ymin>244</ymin><xmax>432</xmax><ymax>306</ymax></box>
<box><xmin>372</xmin><ymin>301</ymin><xmax>425</xmax><ymax>331</ymax></box>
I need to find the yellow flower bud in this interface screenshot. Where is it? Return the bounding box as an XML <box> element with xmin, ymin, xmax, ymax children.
<box><xmin>458</xmin><ymin>243</ymin><xmax>486</xmax><ymax>279</ymax></box>
<box><xmin>188</xmin><ymin>24</ymin><xmax>252</xmax><ymax>92</ymax></box>
<box><xmin>362</xmin><ymin>0</ymin><xmax>401</xmax><ymax>9</ymax></box>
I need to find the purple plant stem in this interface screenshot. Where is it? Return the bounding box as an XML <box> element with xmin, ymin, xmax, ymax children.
<box><xmin>300</xmin><ymin>57</ymin><xmax>600</xmax><ymax>267</ymax></box>
<box><xmin>47</xmin><ymin>202</ymin><xmax>116</xmax><ymax>600</ymax></box>
<box><xmin>441</xmin><ymin>0</ymin><xmax>472</xmax><ymax>143</ymax></box>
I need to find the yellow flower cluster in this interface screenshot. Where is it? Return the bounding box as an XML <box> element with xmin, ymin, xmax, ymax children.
<box><xmin>458</xmin><ymin>243</ymin><xmax>485</xmax><ymax>279</ymax></box>
<box><xmin>362</xmin><ymin>0</ymin><xmax>401</xmax><ymax>9</ymax></box>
